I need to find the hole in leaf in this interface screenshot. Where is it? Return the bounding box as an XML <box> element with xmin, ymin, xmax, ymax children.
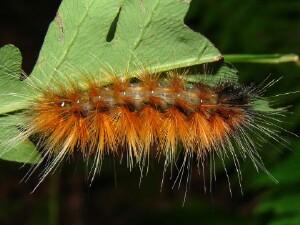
<box><xmin>106</xmin><ymin>7</ymin><xmax>122</xmax><ymax>42</ymax></box>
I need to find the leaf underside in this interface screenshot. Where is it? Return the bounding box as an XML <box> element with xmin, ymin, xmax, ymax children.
<box><xmin>0</xmin><ymin>115</ymin><xmax>40</xmax><ymax>164</ymax></box>
<box><xmin>0</xmin><ymin>45</ymin><xmax>40</xmax><ymax>163</ymax></box>
<box><xmin>28</xmin><ymin>0</ymin><xmax>222</xmax><ymax>86</ymax></box>
<box><xmin>0</xmin><ymin>45</ymin><xmax>29</xmax><ymax>114</ymax></box>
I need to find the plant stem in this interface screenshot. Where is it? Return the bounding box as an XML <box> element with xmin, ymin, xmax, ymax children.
<box><xmin>49</xmin><ymin>173</ymin><xmax>59</xmax><ymax>225</ymax></box>
<box><xmin>224</xmin><ymin>54</ymin><xmax>299</xmax><ymax>65</ymax></box>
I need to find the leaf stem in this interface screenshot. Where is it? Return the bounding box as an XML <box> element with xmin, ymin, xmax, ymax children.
<box><xmin>224</xmin><ymin>54</ymin><xmax>299</xmax><ymax>65</ymax></box>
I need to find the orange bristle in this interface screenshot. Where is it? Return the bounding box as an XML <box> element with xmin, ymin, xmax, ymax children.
<box><xmin>139</xmin><ymin>71</ymin><xmax>160</xmax><ymax>91</ymax></box>
<box><xmin>139</xmin><ymin>106</ymin><xmax>162</xmax><ymax>160</ymax></box>
<box><xmin>167</xmin><ymin>71</ymin><xmax>185</xmax><ymax>93</ymax></box>
<box><xmin>113</xmin><ymin>107</ymin><xmax>141</xmax><ymax>167</ymax></box>
<box><xmin>189</xmin><ymin>112</ymin><xmax>212</xmax><ymax>152</ymax></box>
<box><xmin>159</xmin><ymin>108</ymin><xmax>191</xmax><ymax>163</ymax></box>
<box><xmin>210</xmin><ymin>114</ymin><xmax>231</xmax><ymax>143</ymax></box>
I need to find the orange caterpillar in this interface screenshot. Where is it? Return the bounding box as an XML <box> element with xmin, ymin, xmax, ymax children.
<box><xmin>17</xmin><ymin>71</ymin><xmax>285</xmax><ymax>186</ymax></box>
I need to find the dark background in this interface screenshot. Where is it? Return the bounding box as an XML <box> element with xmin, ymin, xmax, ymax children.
<box><xmin>0</xmin><ymin>0</ymin><xmax>300</xmax><ymax>225</ymax></box>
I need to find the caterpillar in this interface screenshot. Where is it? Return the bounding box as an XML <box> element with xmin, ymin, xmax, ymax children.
<box><xmin>3</xmin><ymin>67</ymin><xmax>287</xmax><ymax>191</ymax></box>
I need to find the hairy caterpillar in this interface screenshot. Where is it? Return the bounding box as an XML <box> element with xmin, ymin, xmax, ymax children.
<box><xmin>1</xmin><ymin>65</ymin><xmax>287</xmax><ymax>192</ymax></box>
<box><xmin>2</xmin><ymin>66</ymin><xmax>284</xmax><ymax>190</ymax></box>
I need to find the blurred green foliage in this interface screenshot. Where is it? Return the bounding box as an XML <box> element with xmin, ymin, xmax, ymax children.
<box><xmin>187</xmin><ymin>1</ymin><xmax>300</xmax><ymax>225</ymax></box>
<box><xmin>0</xmin><ymin>0</ymin><xmax>299</xmax><ymax>225</ymax></box>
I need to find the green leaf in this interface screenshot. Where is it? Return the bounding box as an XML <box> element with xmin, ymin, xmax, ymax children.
<box><xmin>252</xmin><ymin>140</ymin><xmax>300</xmax><ymax>188</ymax></box>
<box><xmin>268</xmin><ymin>217</ymin><xmax>300</xmax><ymax>225</ymax></box>
<box><xmin>28</xmin><ymin>0</ymin><xmax>222</xmax><ymax>87</ymax></box>
<box><xmin>0</xmin><ymin>46</ymin><xmax>41</xmax><ymax>163</ymax></box>
<box><xmin>0</xmin><ymin>115</ymin><xmax>40</xmax><ymax>164</ymax></box>
<box><xmin>251</xmin><ymin>140</ymin><xmax>300</xmax><ymax>225</ymax></box>
<box><xmin>184</xmin><ymin>62</ymin><xmax>239</xmax><ymax>85</ymax></box>
<box><xmin>0</xmin><ymin>44</ymin><xmax>29</xmax><ymax>114</ymax></box>
<box><xmin>254</xmin><ymin>192</ymin><xmax>300</xmax><ymax>225</ymax></box>
<box><xmin>257</xmin><ymin>194</ymin><xmax>300</xmax><ymax>215</ymax></box>
<box><xmin>251</xmin><ymin>99</ymin><xmax>286</xmax><ymax>113</ymax></box>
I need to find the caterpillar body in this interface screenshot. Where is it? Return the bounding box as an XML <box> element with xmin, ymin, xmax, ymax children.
<box><xmin>5</xmin><ymin>69</ymin><xmax>286</xmax><ymax>189</ymax></box>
